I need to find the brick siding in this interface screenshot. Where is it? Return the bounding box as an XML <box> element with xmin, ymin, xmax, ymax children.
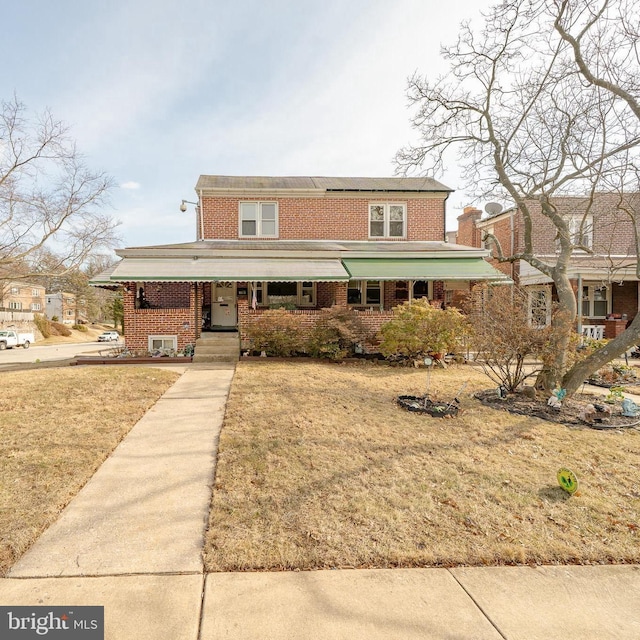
<box><xmin>123</xmin><ymin>284</ymin><xmax>198</xmax><ymax>351</ymax></box>
<box><xmin>201</xmin><ymin>194</ymin><xmax>446</xmax><ymax>241</ymax></box>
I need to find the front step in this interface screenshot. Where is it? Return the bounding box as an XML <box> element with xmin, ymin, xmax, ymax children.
<box><xmin>193</xmin><ymin>333</ymin><xmax>240</xmax><ymax>363</ymax></box>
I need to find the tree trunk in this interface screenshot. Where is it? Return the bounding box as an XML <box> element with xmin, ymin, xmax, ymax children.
<box><xmin>535</xmin><ymin>267</ymin><xmax>576</xmax><ymax>391</ymax></box>
<box><xmin>562</xmin><ymin>313</ymin><xmax>640</xmax><ymax>396</ymax></box>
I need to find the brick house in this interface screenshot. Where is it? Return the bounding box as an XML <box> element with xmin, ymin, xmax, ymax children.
<box><xmin>93</xmin><ymin>176</ymin><xmax>509</xmax><ymax>355</ymax></box>
<box><xmin>455</xmin><ymin>194</ymin><xmax>640</xmax><ymax>339</ymax></box>
<box><xmin>0</xmin><ymin>281</ymin><xmax>46</xmax><ymax>313</ymax></box>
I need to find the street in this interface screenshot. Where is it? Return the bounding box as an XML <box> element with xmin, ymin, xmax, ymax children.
<box><xmin>0</xmin><ymin>341</ymin><xmax>117</xmax><ymax>366</ymax></box>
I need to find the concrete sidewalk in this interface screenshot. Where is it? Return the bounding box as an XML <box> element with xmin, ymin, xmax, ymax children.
<box><xmin>2</xmin><ymin>362</ymin><xmax>639</xmax><ymax>639</ymax></box>
<box><xmin>9</xmin><ymin>363</ymin><xmax>235</xmax><ymax>577</ymax></box>
<box><xmin>2</xmin><ymin>566</ymin><xmax>639</xmax><ymax>639</ymax></box>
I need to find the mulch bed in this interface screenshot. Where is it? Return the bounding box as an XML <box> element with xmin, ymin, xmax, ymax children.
<box><xmin>474</xmin><ymin>389</ymin><xmax>640</xmax><ymax>430</ymax></box>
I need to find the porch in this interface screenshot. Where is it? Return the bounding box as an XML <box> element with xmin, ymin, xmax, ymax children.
<box><xmin>90</xmin><ymin>239</ymin><xmax>511</xmax><ymax>352</ymax></box>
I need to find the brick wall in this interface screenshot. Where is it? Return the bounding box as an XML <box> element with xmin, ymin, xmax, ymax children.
<box><xmin>237</xmin><ymin>297</ymin><xmax>395</xmax><ymax>351</ymax></box>
<box><xmin>139</xmin><ymin>282</ymin><xmax>191</xmax><ymax>308</ymax></box>
<box><xmin>123</xmin><ymin>284</ymin><xmax>198</xmax><ymax>351</ymax></box>
<box><xmin>201</xmin><ymin>194</ymin><xmax>446</xmax><ymax>241</ymax></box>
<box><xmin>612</xmin><ymin>281</ymin><xmax>638</xmax><ymax>319</ymax></box>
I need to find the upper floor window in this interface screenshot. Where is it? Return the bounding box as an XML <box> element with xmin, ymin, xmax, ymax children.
<box><xmin>11</xmin><ymin>286</ymin><xmax>19</xmax><ymax>295</ymax></box>
<box><xmin>369</xmin><ymin>204</ymin><xmax>406</xmax><ymax>238</ymax></box>
<box><xmin>32</xmin><ymin>289</ymin><xmax>40</xmax><ymax>297</ymax></box>
<box><xmin>569</xmin><ymin>215</ymin><xmax>593</xmax><ymax>249</ymax></box>
<box><xmin>239</xmin><ymin>202</ymin><xmax>278</xmax><ymax>237</ymax></box>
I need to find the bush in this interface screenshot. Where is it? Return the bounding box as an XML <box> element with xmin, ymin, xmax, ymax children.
<box><xmin>245</xmin><ymin>309</ymin><xmax>306</xmax><ymax>356</ymax></box>
<box><xmin>73</xmin><ymin>324</ymin><xmax>88</xmax><ymax>332</ymax></box>
<box><xmin>379</xmin><ymin>299</ymin><xmax>469</xmax><ymax>362</ymax></box>
<box><xmin>306</xmin><ymin>306</ymin><xmax>371</xmax><ymax>360</ymax></box>
<box><xmin>465</xmin><ymin>285</ymin><xmax>551</xmax><ymax>392</ymax></box>
<box><xmin>33</xmin><ymin>314</ymin><xmax>50</xmax><ymax>339</ymax></box>
<box><xmin>50</xmin><ymin>321</ymin><xmax>72</xmax><ymax>337</ymax></box>
<box><xmin>51</xmin><ymin>315</ymin><xmax>59</xmax><ymax>322</ymax></box>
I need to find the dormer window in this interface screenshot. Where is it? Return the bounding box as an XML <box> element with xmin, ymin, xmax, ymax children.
<box><xmin>239</xmin><ymin>202</ymin><xmax>278</xmax><ymax>237</ymax></box>
<box><xmin>369</xmin><ymin>203</ymin><xmax>406</xmax><ymax>238</ymax></box>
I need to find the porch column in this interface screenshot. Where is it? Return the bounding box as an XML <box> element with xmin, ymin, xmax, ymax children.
<box><xmin>334</xmin><ymin>282</ymin><xmax>348</xmax><ymax>307</ymax></box>
<box><xmin>190</xmin><ymin>283</ymin><xmax>201</xmax><ymax>342</ymax></box>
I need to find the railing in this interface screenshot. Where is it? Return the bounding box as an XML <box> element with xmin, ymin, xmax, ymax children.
<box><xmin>582</xmin><ymin>325</ymin><xmax>605</xmax><ymax>340</ymax></box>
<box><xmin>0</xmin><ymin>310</ymin><xmax>35</xmax><ymax>322</ymax></box>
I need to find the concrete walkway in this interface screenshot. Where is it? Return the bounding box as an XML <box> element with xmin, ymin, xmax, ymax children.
<box><xmin>2</xmin><ymin>362</ymin><xmax>640</xmax><ymax>639</ymax></box>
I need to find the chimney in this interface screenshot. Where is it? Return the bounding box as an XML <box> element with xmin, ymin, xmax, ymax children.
<box><xmin>456</xmin><ymin>206</ymin><xmax>483</xmax><ymax>247</ymax></box>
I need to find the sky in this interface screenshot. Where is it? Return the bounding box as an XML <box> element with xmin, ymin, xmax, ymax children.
<box><xmin>2</xmin><ymin>0</ymin><xmax>493</xmax><ymax>249</ymax></box>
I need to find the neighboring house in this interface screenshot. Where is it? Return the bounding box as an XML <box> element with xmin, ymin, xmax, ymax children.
<box><xmin>455</xmin><ymin>194</ymin><xmax>640</xmax><ymax>339</ymax></box>
<box><xmin>46</xmin><ymin>292</ymin><xmax>87</xmax><ymax>325</ymax></box>
<box><xmin>92</xmin><ymin>176</ymin><xmax>510</xmax><ymax>353</ymax></box>
<box><xmin>0</xmin><ymin>281</ymin><xmax>46</xmax><ymax>312</ymax></box>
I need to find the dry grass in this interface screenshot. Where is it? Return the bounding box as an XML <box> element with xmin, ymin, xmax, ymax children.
<box><xmin>205</xmin><ymin>361</ymin><xmax>640</xmax><ymax>571</ymax></box>
<box><xmin>37</xmin><ymin>324</ymin><xmax>114</xmax><ymax>345</ymax></box>
<box><xmin>0</xmin><ymin>366</ymin><xmax>180</xmax><ymax>575</ymax></box>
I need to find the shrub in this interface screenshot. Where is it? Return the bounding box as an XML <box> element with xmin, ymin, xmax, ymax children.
<box><xmin>73</xmin><ymin>324</ymin><xmax>88</xmax><ymax>332</ymax></box>
<box><xmin>51</xmin><ymin>315</ymin><xmax>59</xmax><ymax>322</ymax></box>
<box><xmin>379</xmin><ymin>299</ymin><xmax>469</xmax><ymax>362</ymax></box>
<box><xmin>306</xmin><ymin>306</ymin><xmax>371</xmax><ymax>360</ymax></box>
<box><xmin>245</xmin><ymin>309</ymin><xmax>306</xmax><ymax>356</ymax></box>
<box><xmin>464</xmin><ymin>285</ymin><xmax>551</xmax><ymax>392</ymax></box>
<box><xmin>50</xmin><ymin>321</ymin><xmax>72</xmax><ymax>337</ymax></box>
<box><xmin>33</xmin><ymin>314</ymin><xmax>50</xmax><ymax>339</ymax></box>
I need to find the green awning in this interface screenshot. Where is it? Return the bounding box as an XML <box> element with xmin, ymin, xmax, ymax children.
<box><xmin>101</xmin><ymin>258</ymin><xmax>350</xmax><ymax>282</ymax></box>
<box><xmin>342</xmin><ymin>258</ymin><xmax>512</xmax><ymax>282</ymax></box>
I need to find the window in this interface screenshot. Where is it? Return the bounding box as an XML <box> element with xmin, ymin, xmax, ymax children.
<box><xmin>8</xmin><ymin>301</ymin><xmax>22</xmax><ymax>310</ymax></box>
<box><xmin>239</xmin><ymin>202</ymin><xmax>278</xmax><ymax>237</ymax></box>
<box><xmin>412</xmin><ymin>281</ymin><xmax>431</xmax><ymax>300</ymax></box>
<box><xmin>31</xmin><ymin>303</ymin><xmax>41</xmax><ymax>311</ymax></box>
<box><xmin>582</xmin><ymin>285</ymin><xmax>609</xmax><ymax>318</ymax></box>
<box><xmin>483</xmin><ymin>225</ymin><xmax>495</xmax><ymax>252</ymax></box>
<box><xmin>32</xmin><ymin>289</ymin><xmax>40</xmax><ymax>297</ymax></box>
<box><xmin>348</xmin><ymin>280</ymin><xmax>383</xmax><ymax>306</ymax></box>
<box><xmin>528</xmin><ymin>287</ymin><xmax>551</xmax><ymax>328</ymax></box>
<box><xmin>249</xmin><ymin>282</ymin><xmax>316</xmax><ymax>307</ymax></box>
<box><xmin>148</xmin><ymin>335</ymin><xmax>177</xmax><ymax>352</ymax></box>
<box><xmin>369</xmin><ymin>204</ymin><xmax>406</xmax><ymax>238</ymax></box>
<box><xmin>11</xmin><ymin>286</ymin><xmax>19</xmax><ymax>295</ymax></box>
<box><xmin>568</xmin><ymin>215</ymin><xmax>593</xmax><ymax>249</ymax></box>
<box><xmin>394</xmin><ymin>281</ymin><xmax>432</xmax><ymax>302</ymax></box>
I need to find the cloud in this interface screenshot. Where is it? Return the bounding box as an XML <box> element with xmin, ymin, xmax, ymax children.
<box><xmin>120</xmin><ymin>181</ymin><xmax>141</xmax><ymax>190</ymax></box>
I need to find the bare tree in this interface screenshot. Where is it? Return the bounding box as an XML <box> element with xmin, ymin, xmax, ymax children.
<box><xmin>0</xmin><ymin>96</ymin><xmax>119</xmax><ymax>279</ymax></box>
<box><xmin>397</xmin><ymin>0</ymin><xmax>640</xmax><ymax>395</ymax></box>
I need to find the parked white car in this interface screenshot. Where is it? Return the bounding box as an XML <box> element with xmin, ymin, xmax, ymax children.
<box><xmin>0</xmin><ymin>330</ymin><xmax>35</xmax><ymax>349</ymax></box>
<box><xmin>97</xmin><ymin>331</ymin><xmax>120</xmax><ymax>342</ymax></box>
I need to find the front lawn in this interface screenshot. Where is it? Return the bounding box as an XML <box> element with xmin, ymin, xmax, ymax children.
<box><xmin>205</xmin><ymin>361</ymin><xmax>640</xmax><ymax>570</ymax></box>
<box><xmin>0</xmin><ymin>366</ymin><xmax>180</xmax><ymax>575</ymax></box>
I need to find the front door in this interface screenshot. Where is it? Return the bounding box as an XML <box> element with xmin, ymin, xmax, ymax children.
<box><xmin>211</xmin><ymin>283</ymin><xmax>237</xmax><ymax>327</ymax></box>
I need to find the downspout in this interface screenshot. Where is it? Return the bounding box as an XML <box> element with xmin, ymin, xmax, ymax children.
<box><xmin>510</xmin><ymin>208</ymin><xmax>515</xmax><ymax>282</ymax></box>
<box><xmin>198</xmin><ymin>188</ymin><xmax>204</xmax><ymax>240</ymax></box>
<box><xmin>194</xmin><ymin>282</ymin><xmax>199</xmax><ymax>343</ymax></box>
<box><xmin>577</xmin><ymin>273</ymin><xmax>583</xmax><ymax>337</ymax></box>
<box><xmin>443</xmin><ymin>192</ymin><xmax>450</xmax><ymax>242</ymax></box>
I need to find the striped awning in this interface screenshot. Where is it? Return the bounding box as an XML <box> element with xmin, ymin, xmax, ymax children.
<box><xmin>101</xmin><ymin>258</ymin><xmax>350</xmax><ymax>282</ymax></box>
